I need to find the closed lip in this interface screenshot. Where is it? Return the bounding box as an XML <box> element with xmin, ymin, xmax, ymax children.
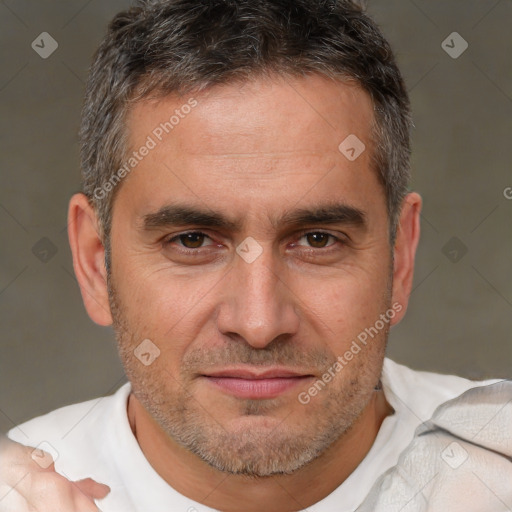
<box><xmin>201</xmin><ymin>368</ymin><xmax>314</xmax><ymax>379</ymax></box>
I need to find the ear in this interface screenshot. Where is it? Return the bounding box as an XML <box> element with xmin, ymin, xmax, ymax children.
<box><xmin>390</xmin><ymin>192</ymin><xmax>422</xmax><ymax>326</ymax></box>
<box><xmin>67</xmin><ymin>193</ymin><xmax>113</xmax><ymax>326</ymax></box>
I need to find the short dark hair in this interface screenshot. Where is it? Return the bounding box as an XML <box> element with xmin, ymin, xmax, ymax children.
<box><xmin>79</xmin><ymin>0</ymin><xmax>412</xmax><ymax>255</ymax></box>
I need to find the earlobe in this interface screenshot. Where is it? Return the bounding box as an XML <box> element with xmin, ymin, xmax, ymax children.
<box><xmin>390</xmin><ymin>192</ymin><xmax>422</xmax><ymax>326</ymax></box>
<box><xmin>67</xmin><ymin>193</ymin><xmax>113</xmax><ymax>326</ymax></box>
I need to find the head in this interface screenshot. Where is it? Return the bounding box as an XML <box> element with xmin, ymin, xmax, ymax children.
<box><xmin>69</xmin><ymin>0</ymin><xmax>421</xmax><ymax>476</ymax></box>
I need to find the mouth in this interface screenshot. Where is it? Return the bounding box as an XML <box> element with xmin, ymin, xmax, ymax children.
<box><xmin>200</xmin><ymin>368</ymin><xmax>315</xmax><ymax>400</ymax></box>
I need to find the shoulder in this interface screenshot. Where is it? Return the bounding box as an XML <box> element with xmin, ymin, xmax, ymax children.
<box><xmin>358</xmin><ymin>378</ymin><xmax>512</xmax><ymax>512</ymax></box>
<box><xmin>8</xmin><ymin>382</ymin><xmax>131</xmax><ymax>445</ymax></box>
<box><xmin>7</xmin><ymin>382</ymin><xmax>132</xmax><ymax>478</ymax></box>
<box><xmin>382</xmin><ymin>358</ymin><xmax>500</xmax><ymax>422</ymax></box>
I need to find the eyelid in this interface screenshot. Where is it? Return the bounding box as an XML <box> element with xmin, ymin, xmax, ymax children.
<box><xmin>163</xmin><ymin>230</ymin><xmax>215</xmax><ymax>247</ymax></box>
<box><xmin>295</xmin><ymin>227</ymin><xmax>349</xmax><ymax>240</ymax></box>
<box><xmin>162</xmin><ymin>229</ymin><xmax>348</xmax><ymax>250</ymax></box>
<box><xmin>292</xmin><ymin>229</ymin><xmax>347</xmax><ymax>248</ymax></box>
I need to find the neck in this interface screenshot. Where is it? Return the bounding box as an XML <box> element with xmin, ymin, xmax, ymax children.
<box><xmin>127</xmin><ymin>389</ymin><xmax>393</xmax><ymax>512</ymax></box>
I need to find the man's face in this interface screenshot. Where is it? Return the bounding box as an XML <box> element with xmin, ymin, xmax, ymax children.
<box><xmin>108</xmin><ymin>74</ymin><xmax>394</xmax><ymax>476</ymax></box>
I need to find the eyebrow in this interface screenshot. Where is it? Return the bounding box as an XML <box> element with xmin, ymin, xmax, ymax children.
<box><xmin>141</xmin><ymin>202</ymin><xmax>366</xmax><ymax>232</ymax></box>
<box><xmin>279</xmin><ymin>204</ymin><xmax>366</xmax><ymax>230</ymax></box>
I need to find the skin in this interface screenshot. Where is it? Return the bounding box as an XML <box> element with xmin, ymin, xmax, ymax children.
<box><xmin>0</xmin><ymin>435</ymin><xmax>110</xmax><ymax>511</ymax></box>
<box><xmin>68</xmin><ymin>74</ymin><xmax>421</xmax><ymax>511</ymax></box>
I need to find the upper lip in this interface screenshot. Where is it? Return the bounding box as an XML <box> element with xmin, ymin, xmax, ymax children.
<box><xmin>202</xmin><ymin>368</ymin><xmax>313</xmax><ymax>380</ymax></box>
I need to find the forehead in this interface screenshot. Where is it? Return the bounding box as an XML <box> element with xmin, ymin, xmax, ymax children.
<box><xmin>126</xmin><ymin>74</ymin><xmax>374</xmax><ymax>155</ymax></box>
<box><xmin>116</xmin><ymin>74</ymin><xmax>381</xmax><ymax>225</ymax></box>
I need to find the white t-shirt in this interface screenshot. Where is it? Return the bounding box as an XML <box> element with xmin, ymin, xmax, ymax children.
<box><xmin>7</xmin><ymin>359</ymin><xmax>493</xmax><ymax>512</ymax></box>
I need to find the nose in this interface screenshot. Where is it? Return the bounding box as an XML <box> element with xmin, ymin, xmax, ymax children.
<box><xmin>216</xmin><ymin>245</ymin><xmax>300</xmax><ymax>349</ymax></box>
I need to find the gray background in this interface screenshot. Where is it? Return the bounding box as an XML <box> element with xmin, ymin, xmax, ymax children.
<box><xmin>0</xmin><ymin>0</ymin><xmax>511</xmax><ymax>434</ymax></box>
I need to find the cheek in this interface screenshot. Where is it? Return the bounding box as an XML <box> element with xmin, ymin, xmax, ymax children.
<box><xmin>311</xmin><ymin>276</ymin><xmax>390</xmax><ymax>394</ymax></box>
<box><xmin>299</xmin><ymin>265</ymin><xmax>391</xmax><ymax>337</ymax></box>
<box><xmin>114</xmin><ymin>264</ymin><xmax>221</xmax><ymax>353</ymax></box>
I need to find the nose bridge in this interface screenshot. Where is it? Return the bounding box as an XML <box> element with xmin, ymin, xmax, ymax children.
<box><xmin>241</xmin><ymin>253</ymin><xmax>280</xmax><ymax>315</ymax></box>
<box><xmin>217</xmin><ymin>245</ymin><xmax>299</xmax><ymax>348</ymax></box>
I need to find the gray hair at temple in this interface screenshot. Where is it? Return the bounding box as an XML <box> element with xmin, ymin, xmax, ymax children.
<box><xmin>79</xmin><ymin>0</ymin><xmax>412</xmax><ymax>269</ymax></box>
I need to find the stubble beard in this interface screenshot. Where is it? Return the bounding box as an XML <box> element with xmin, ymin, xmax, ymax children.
<box><xmin>107</xmin><ymin>275</ymin><xmax>389</xmax><ymax>477</ymax></box>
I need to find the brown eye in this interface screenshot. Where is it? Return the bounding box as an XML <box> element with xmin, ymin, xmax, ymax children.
<box><xmin>303</xmin><ymin>232</ymin><xmax>334</xmax><ymax>248</ymax></box>
<box><xmin>178</xmin><ymin>232</ymin><xmax>206</xmax><ymax>248</ymax></box>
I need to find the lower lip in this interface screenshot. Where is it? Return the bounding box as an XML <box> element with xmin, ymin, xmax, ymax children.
<box><xmin>204</xmin><ymin>376</ymin><xmax>312</xmax><ymax>399</ymax></box>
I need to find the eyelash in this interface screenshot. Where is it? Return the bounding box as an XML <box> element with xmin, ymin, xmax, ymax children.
<box><xmin>163</xmin><ymin>230</ymin><xmax>346</xmax><ymax>254</ymax></box>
